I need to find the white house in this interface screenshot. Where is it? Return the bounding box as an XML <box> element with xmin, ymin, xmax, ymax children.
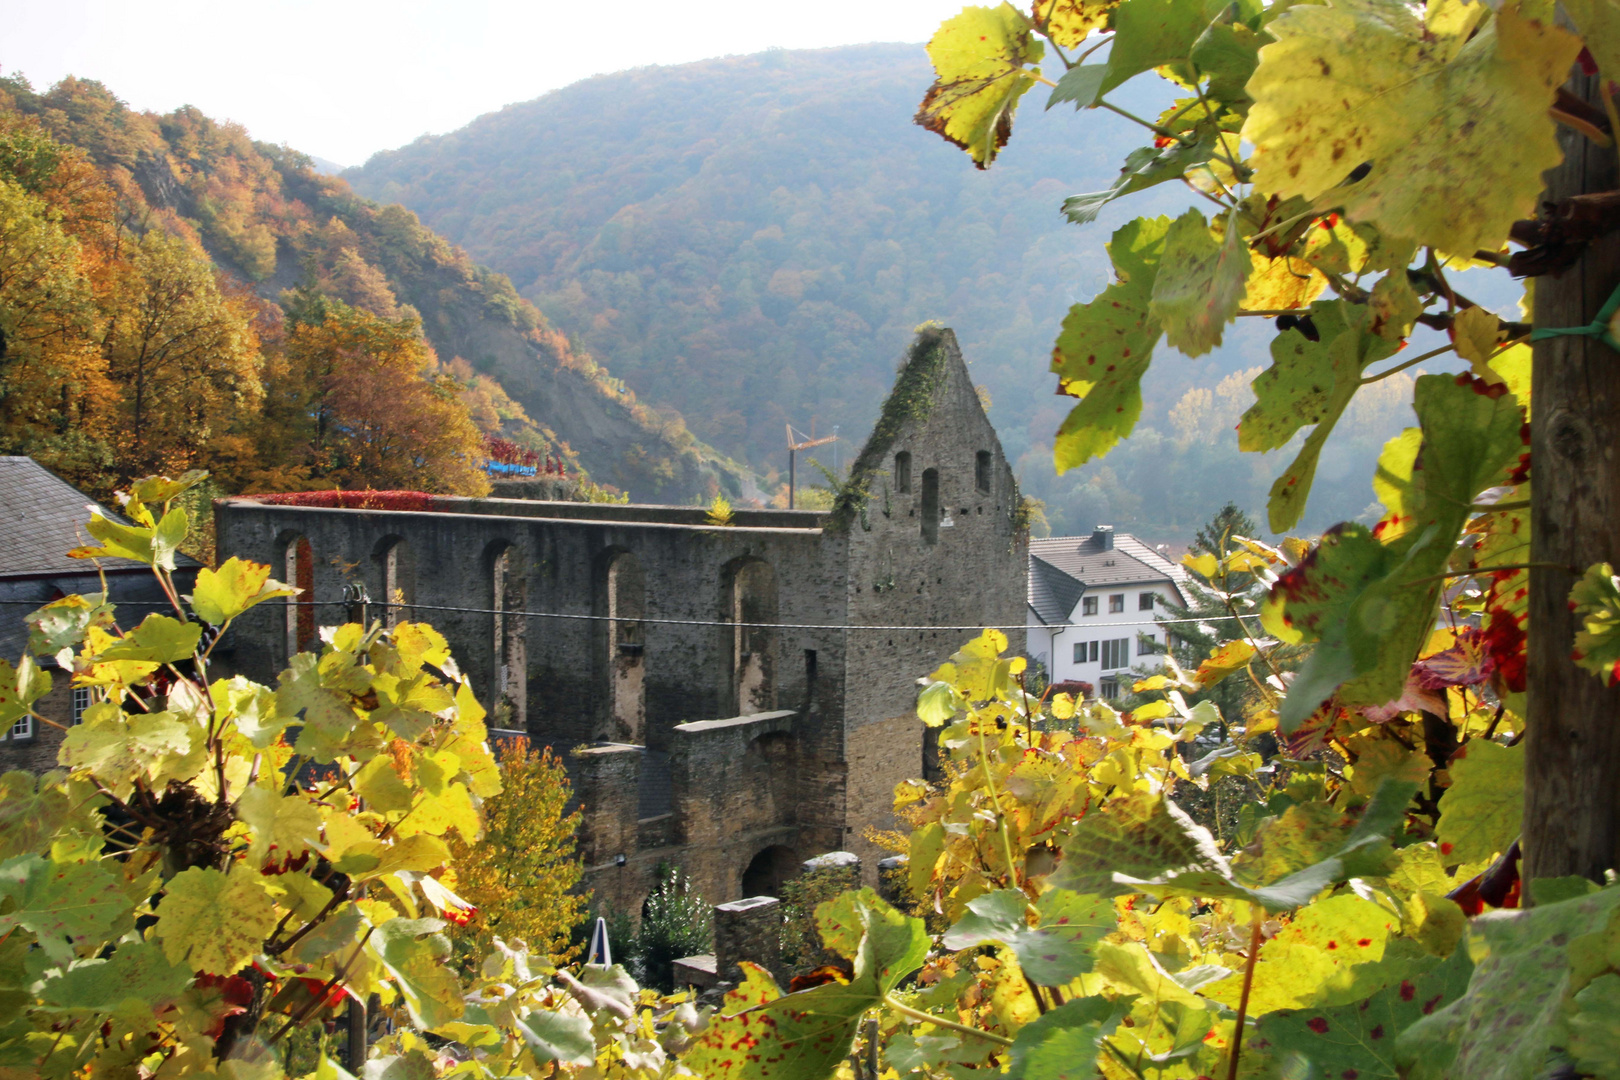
<box><xmin>1027</xmin><ymin>526</ymin><xmax>1188</xmax><ymax>699</ymax></box>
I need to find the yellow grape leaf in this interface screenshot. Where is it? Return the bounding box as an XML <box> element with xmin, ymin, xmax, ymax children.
<box><xmin>1435</xmin><ymin>739</ymin><xmax>1523</xmax><ymax>864</ymax></box>
<box><xmin>1243</xmin><ymin>254</ymin><xmax>1327</xmax><ymax>311</ymax></box>
<box><xmin>1300</xmin><ymin>217</ymin><xmax>1368</xmax><ymax>277</ymax></box>
<box><xmin>355</xmin><ymin>754</ymin><xmax>414</xmax><ymax>815</ymax></box>
<box><xmin>1244</xmin><ymin>0</ymin><xmax>1580</xmax><ymax>253</ymax></box>
<box><xmin>917</xmin><ymin>3</ymin><xmax>1043</xmax><ymax>168</ymax></box>
<box><xmin>1150</xmin><ymin>209</ymin><xmax>1252</xmax><ymax>357</ymax></box>
<box><xmin>266</xmin><ymin>872</ymin><xmax>335</xmax><ymax>922</ymax></box>
<box><xmin>1451</xmin><ymin>306</ymin><xmax>1505</xmax><ymax>381</ymax></box>
<box><xmin>396</xmin><ymin>782</ymin><xmax>479</xmax><ymax>843</ymax></box>
<box><xmin>155</xmin><ymin>867</ymin><xmax>279</xmax><ymax>975</ymax></box>
<box><xmin>1370</xmin><ymin>270</ymin><xmax>1422</xmax><ymax>341</ymax></box>
<box><xmin>1564</xmin><ymin>0</ymin><xmax>1620</xmax><ymax>85</ymax></box>
<box><xmin>1195</xmin><ymin>640</ymin><xmax>1256</xmax><ymax>687</ymax></box>
<box><xmin>238</xmin><ymin>787</ymin><xmax>324</xmax><ymax>867</ymax></box>
<box><xmin>1346</xmin><ymin>734</ymin><xmax>1432</xmax><ymax>799</ymax></box>
<box><xmin>1031</xmin><ymin>0</ymin><xmax>1115</xmax><ymax>46</ymax></box>
<box><xmin>189</xmin><ymin>558</ymin><xmax>298</xmax><ymax>626</ymax></box>
<box><xmin>1207</xmin><ymin>895</ymin><xmax>1395</xmax><ymax>1014</ymax></box>
<box><xmin>58</xmin><ymin>706</ymin><xmax>205</xmax><ymax>800</ymax></box>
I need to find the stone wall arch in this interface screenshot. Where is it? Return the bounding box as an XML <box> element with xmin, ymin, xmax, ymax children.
<box><xmin>486</xmin><ymin>540</ymin><xmax>527</xmax><ymax>730</ymax></box>
<box><xmin>722</xmin><ymin>557</ymin><xmax>778</xmax><ymax>715</ymax></box>
<box><xmin>371</xmin><ymin>534</ymin><xmax>414</xmax><ymax>627</ymax></box>
<box><xmin>275</xmin><ymin>530</ymin><xmax>315</xmax><ymax>661</ymax></box>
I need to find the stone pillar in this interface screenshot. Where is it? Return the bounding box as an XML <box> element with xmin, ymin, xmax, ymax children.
<box><xmin>571</xmin><ymin>744</ymin><xmax>641</xmax><ymax>866</ymax></box>
<box><xmin>877</xmin><ymin>856</ymin><xmax>909</xmax><ymax>908</ymax></box>
<box><xmin>714</xmin><ymin>896</ymin><xmax>782</xmax><ymax>984</ymax></box>
<box><xmin>800</xmin><ymin>850</ymin><xmax>861</xmax><ymax>888</ymax></box>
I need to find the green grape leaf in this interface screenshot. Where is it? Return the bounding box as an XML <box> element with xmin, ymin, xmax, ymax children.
<box><xmin>1060</xmin><ymin>138</ymin><xmax>1217</xmax><ymax>225</ymax></box>
<box><xmin>1569</xmin><ymin>972</ymin><xmax>1620</xmax><ymax>1080</ymax></box>
<box><xmin>71</xmin><ymin>512</ymin><xmax>156</xmax><ymax>566</ymax></box>
<box><xmin>1051</xmin><ymin>216</ymin><xmax>1169</xmax><ymax>472</ymax></box>
<box><xmin>1005</xmin><ymin>995</ymin><xmax>1132</xmax><ymax>1080</ymax></box>
<box><xmin>1243</xmin><ymin>0</ymin><xmax>1579</xmax><ymax>253</ymax></box>
<box><xmin>277</xmin><ymin>653</ymin><xmax>367</xmax><ymax>763</ymax></box>
<box><xmin>212</xmin><ymin>675</ymin><xmax>288</xmax><ymax>749</ymax></box>
<box><xmin>1370</xmin><ymin>269</ymin><xmax>1423</xmax><ymax>340</ymax></box>
<box><xmin>916</xmin><ymin>3</ymin><xmax>1043</xmax><ymax>168</ymax></box>
<box><xmin>1236</xmin><ymin>300</ymin><xmax>1400</xmax><ymax>532</ymax></box>
<box><xmin>0</xmin><ymin>655</ymin><xmax>50</xmax><ymax>727</ymax></box>
<box><xmin>1571</xmin><ymin>562</ymin><xmax>1620</xmax><ymax>684</ymax></box>
<box><xmin>1267</xmin><ymin>373</ymin><xmax>1525</xmax><ymax>725</ymax></box>
<box><xmin>95</xmin><ymin>614</ymin><xmax>201</xmax><ymax>664</ymax></box>
<box><xmin>1396</xmin><ymin>886</ymin><xmax>1620</xmax><ymax>1080</ymax></box>
<box><xmin>25</xmin><ymin>593</ymin><xmax>115</xmax><ymax>656</ymax></box>
<box><xmin>1047</xmin><ymin>63</ymin><xmax>1109</xmax><ymax>110</ymax></box>
<box><xmin>1149</xmin><ymin>208</ymin><xmax>1251</xmax><ymax>357</ymax></box>
<box><xmin>1565</xmin><ymin>0</ymin><xmax>1620</xmax><ymax>87</ymax></box>
<box><xmin>38</xmin><ymin>939</ymin><xmax>192</xmax><ymax>1013</ymax></box>
<box><xmin>0</xmin><ymin>853</ymin><xmax>132</xmax><ymax>962</ymax></box>
<box><xmin>189</xmin><ymin>557</ymin><xmax>299</xmax><ymax>626</ymax></box>
<box><xmin>942</xmin><ymin>888</ymin><xmax>1116</xmax><ymax>984</ymax></box>
<box><xmin>238</xmin><ymin>787</ymin><xmax>324</xmax><ymax>867</ymax></box>
<box><xmin>1096</xmin><ymin>0</ymin><xmax>1221</xmax><ymax>99</ymax></box>
<box><xmin>813</xmin><ymin>888</ymin><xmax>928</xmax><ymax>992</ymax></box>
<box><xmin>1434</xmin><ymin>739</ymin><xmax>1523</xmax><ymax>865</ymax></box>
<box><xmin>909</xmin><ymin>820</ymin><xmax>946</xmax><ymax>895</ymax></box>
<box><xmin>369</xmin><ymin>917</ymin><xmax>464</xmax><ymax>1029</ymax></box>
<box><xmin>1255</xmin><ymin>937</ymin><xmax>1473</xmax><ymax>1080</ymax></box>
<box><xmin>511</xmin><ymin>1008</ymin><xmax>595</xmax><ymax>1066</ymax></box>
<box><xmin>149</xmin><ymin>507</ymin><xmax>188</xmax><ymax>572</ymax></box>
<box><xmin>154</xmin><ymin>866</ymin><xmax>279</xmax><ymax>974</ymax></box>
<box><xmin>59</xmin><ymin>708</ymin><xmax>205</xmax><ymax>800</ymax></box>
<box><xmin>1190</xmin><ymin>18</ymin><xmax>1266</xmax><ymax>101</ymax></box>
<box><xmin>683</xmin><ymin>962</ymin><xmax>869</xmax><ymax>1080</ymax></box>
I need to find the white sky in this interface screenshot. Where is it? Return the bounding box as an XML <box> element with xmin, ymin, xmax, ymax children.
<box><xmin>0</xmin><ymin>0</ymin><xmax>967</xmax><ymax>167</ymax></box>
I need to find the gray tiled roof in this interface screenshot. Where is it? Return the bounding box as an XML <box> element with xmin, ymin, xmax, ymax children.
<box><xmin>1028</xmin><ymin>556</ymin><xmax>1085</xmax><ymax>626</ymax></box>
<box><xmin>1029</xmin><ymin>529</ymin><xmax>1187</xmax><ymax>603</ymax></box>
<box><xmin>0</xmin><ymin>457</ymin><xmax>197</xmax><ymax>576</ymax></box>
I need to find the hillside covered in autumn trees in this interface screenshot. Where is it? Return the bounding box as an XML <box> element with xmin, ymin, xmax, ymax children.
<box><xmin>0</xmin><ymin>74</ymin><xmax>749</xmax><ymax>506</ymax></box>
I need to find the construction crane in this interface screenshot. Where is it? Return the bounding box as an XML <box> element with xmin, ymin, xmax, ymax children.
<box><xmin>786</xmin><ymin>423</ymin><xmax>837</xmax><ymax>509</ymax></box>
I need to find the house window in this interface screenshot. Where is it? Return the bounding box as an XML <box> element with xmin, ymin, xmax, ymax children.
<box><xmin>1072</xmin><ymin>641</ymin><xmax>1084</xmax><ymax>664</ymax></box>
<box><xmin>894</xmin><ymin>451</ymin><xmax>912</xmax><ymax>493</ymax></box>
<box><xmin>1081</xmin><ymin>596</ymin><xmax>1098</xmax><ymax>616</ymax></box>
<box><xmin>1139</xmin><ymin>592</ymin><xmax>1156</xmax><ymax>611</ymax></box>
<box><xmin>1138</xmin><ymin>633</ymin><xmax>1161</xmax><ymax>656</ymax></box>
<box><xmin>1109</xmin><ymin>594</ymin><xmax>1125</xmax><ymax>613</ymax></box>
<box><xmin>1089</xmin><ymin>641</ymin><xmax>1099</xmax><ymax>662</ymax></box>
<box><xmin>1101</xmin><ymin>638</ymin><xmax>1130</xmax><ymax>670</ymax></box>
<box><xmin>975</xmin><ymin>451</ymin><xmax>992</xmax><ymax>493</ymax></box>
<box><xmin>7</xmin><ymin>714</ymin><xmax>32</xmax><ymax>740</ymax></box>
<box><xmin>1099</xmin><ymin>677</ymin><xmax>1119</xmax><ymax>699</ymax></box>
<box><xmin>72</xmin><ymin>687</ymin><xmax>91</xmax><ymax>725</ymax></box>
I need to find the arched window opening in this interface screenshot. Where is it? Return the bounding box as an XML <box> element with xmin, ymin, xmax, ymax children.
<box><xmin>606</xmin><ymin>552</ymin><xmax>647</xmax><ymax>743</ymax></box>
<box><xmin>975</xmin><ymin>450</ymin><xmax>992</xmax><ymax>493</ymax></box>
<box><xmin>894</xmin><ymin>451</ymin><xmax>912</xmax><ymax>493</ymax></box>
<box><xmin>283</xmin><ymin>535</ymin><xmax>315</xmax><ymax>657</ymax></box>
<box><xmin>741</xmin><ymin>845</ymin><xmax>799</xmax><ymax>899</ymax></box>
<box><xmin>731</xmin><ymin>560</ymin><xmax>778</xmax><ymax>714</ymax></box>
<box><xmin>920</xmin><ymin>468</ymin><xmax>941</xmax><ymax>545</ymax></box>
<box><xmin>491</xmin><ymin>545</ymin><xmax>527</xmax><ymax>729</ymax></box>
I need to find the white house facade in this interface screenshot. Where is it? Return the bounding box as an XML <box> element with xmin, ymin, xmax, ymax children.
<box><xmin>1026</xmin><ymin>526</ymin><xmax>1188</xmax><ymax>699</ymax></box>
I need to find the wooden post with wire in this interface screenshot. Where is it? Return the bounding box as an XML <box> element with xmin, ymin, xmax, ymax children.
<box><xmin>785</xmin><ymin>423</ymin><xmax>836</xmax><ymax>509</ymax></box>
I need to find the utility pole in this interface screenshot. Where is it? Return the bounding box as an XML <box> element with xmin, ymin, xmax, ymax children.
<box><xmin>1524</xmin><ymin>62</ymin><xmax>1620</xmax><ymax>885</ymax></box>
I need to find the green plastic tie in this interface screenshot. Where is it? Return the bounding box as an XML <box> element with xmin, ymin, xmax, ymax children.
<box><xmin>1528</xmin><ymin>278</ymin><xmax>1620</xmax><ymax>352</ymax></box>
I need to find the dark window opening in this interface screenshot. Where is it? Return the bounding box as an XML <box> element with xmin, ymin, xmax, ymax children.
<box><xmin>1139</xmin><ymin>592</ymin><xmax>1156</xmax><ymax>611</ymax></box>
<box><xmin>1109</xmin><ymin>594</ymin><xmax>1125</xmax><ymax>613</ymax></box>
<box><xmin>975</xmin><ymin>450</ymin><xmax>992</xmax><ymax>493</ymax></box>
<box><xmin>285</xmin><ymin>536</ymin><xmax>315</xmax><ymax>656</ymax></box>
<box><xmin>742</xmin><ymin>845</ymin><xmax>799</xmax><ymax>898</ymax></box>
<box><xmin>921</xmin><ymin>468</ymin><xmax>940</xmax><ymax>545</ymax></box>
<box><xmin>894</xmin><ymin>451</ymin><xmax>912</xmax><ymax>493</ymax></box>
<box><xmin>1082</xmin><ymin>596</ymin><xmax>1098</xmax><ymax>616</ymax></box>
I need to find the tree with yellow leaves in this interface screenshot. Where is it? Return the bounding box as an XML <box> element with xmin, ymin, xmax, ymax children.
<box><xmin>445</xmin><ymin>739</ymin><xmax>587</xmax><ymax>967</ymax></box>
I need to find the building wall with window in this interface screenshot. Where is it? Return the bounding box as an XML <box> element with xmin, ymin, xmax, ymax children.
<box><xmin>1026</xmin><ymin>528</ymin><xmax>1187</xmax><ymax>699</ymax></box>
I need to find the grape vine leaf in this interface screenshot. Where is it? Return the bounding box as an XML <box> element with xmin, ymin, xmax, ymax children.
<box><xmin>916</xmin><ymin>3</ymin><xmax>1044</xmax><ymax>168</ymax></box>
<box><xmin>942</xmin><ymin>888</ymin><xmax>1116</xmax><ymax>984</ymax></box>
<box><xmin>511</xmin><ymin>1008</ymin><xmax>595</xmax><ymax>1066</ymax></box>
<box><xmin>238</xmin><ymin>787</ymin><xmax>324</xmax><ymax>867</ymax></box>
<box><xmin>1051</xmin><ymin>216</ymin><xmax>1170</xmax><ymax>472</ymax></box>
<box><xmin>0</xmin><ymin>853</ymin><xmax>132</xmax><ymax>962</ymax></box>
<box><xmin>25</xmin><ymin>593</ymin><xmax>114</xmax><ymax>656</ymax></box>
<box><xmin>1149</xmin><ymin>208</ymin><xmax>1252</xmax><ymax>356</ymax></box>
<box><xmin>96</xmin><ymin>613</ymin><xmax>201</xmax><ymax>663</ymax></box>
<box><xmin>0</xmin><ymin>656</ymin><xmax>50</xmax><ymax>728</ymax></box>
<box><xmin>1237</xmin><ymin>300</ymin><xmax>1400</xmax><ymax>532</ymax></box>
<box><xmin>1243</xmin><ymin>0</ymin><xmax>1579</xmax><ymax>253</ymax></box>
<box><xmin>189</xmin><ymin>557</ymin><xmax>298</xmax><ymax>626</ymax></box>
<box><xmin>1095</xmin><ymin>0</ymin><xmax>1223</xmax><ymax>99</ymax></box>
<box><xmin>1396</xmin><ymin>885</ymin><xmax>1620</xmax><ymax>1080</ymax></box>
<box><xmin>154</xmin><ymin>866</ymin><xmax>279</xmax><ymax>975</ymax></box>
<box><xmin>1060</xmin><ymin>140</ymin><xmax>1216</xmax><ymax>224</ymax></box>
<box><xmin>1005</xmin><ymin>995</ymin><xmax>1132</xmax><ymax>1080</ymax></box>
<box><xmin>57</xmin><ymin>708</ymin><xmax>204</xmax><ymax>800</ymax></box>
<box><xmin>1570</xmin><ymin>562</ymin><xmax>1620</xmax><ymax>684</ymax></box>
<box><xmin>370</xmin><ymin>917</ymin><xmax>465</xmax><ymax>1030</ymax></box>
<box><xmin>682</xmin><ymin>962</ymin><xmax>868</xmax><ymax>1080</ymax></box>
<box><xmin>1569</xmin><ymin>973</ymin><xmax>1620</xmax><ymax>1080</ymax></box>
<box><xmin>38</xmin><ymin>940</ymin><xmax>192</xmax><ymax>1013</ymax></box>
<box><xmin>1255</xmin><ymin>938</ymin><xmax>1473</xmax><ymax>1080</ymax></box>
<box><xmin>1032</xmin><ymin>0</ymin><xmax>1118</xmax><ymax>47</ymax></box>
<box><xmin>1434</xmin><ymin>739</ymin><xmax>1523</xmax><ymax>865</ymax></box>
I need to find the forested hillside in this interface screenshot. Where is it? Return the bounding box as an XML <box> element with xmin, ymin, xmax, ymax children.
<box><xmin>350</xmin><ymin>43</ymin><xmax>1505</xmax><ymax>537</ymax></box>
<box><xmin>0</xmin><ymin>75</ymin><xmax>748</xmax><ymax>503</ymax></box>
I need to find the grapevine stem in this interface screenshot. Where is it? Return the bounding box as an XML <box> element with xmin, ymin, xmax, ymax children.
<box><xmin>1225</xmin><ymin>909</ymin><xmax>1265</xmax><ymax>1080</ymax></box>
<box><xmin>1235</xmin><ymin>309</ymin><xmax>1307</xmax><ymax>317</ymax></box>
<box><xmin>1096</xmin><ymin>99</ymin><xmax>1193</xmax><ymax>146</ymax></box>
<box><xmin>883</xmin><ymin>994</ymin><xmax>1014</xmax><ymax>1046</ymax></box>
<box><xmin>1360</xmin><ymin>343</ymin><xmax>1454</xmax><ymax>384</ymax></box>
<box><xmin>975</xmin><ymin>713</ymin><xmax>1021</xmax><ymax>887</ymax></box>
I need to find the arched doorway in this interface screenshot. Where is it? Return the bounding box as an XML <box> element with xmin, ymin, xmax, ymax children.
<box><xmin>605</xmin><ymin>551</ymin><xmax>646</xmax><ymax>743</ymax></box>
<box><xmin>728</xmin><ymin>559</ymin><xmax>777</xmax><ymax>715</ymax></box>
<box><xmin>741</xmin><ymin>844</ymin><xmax>798</xmax><ymax>899</ymax></box>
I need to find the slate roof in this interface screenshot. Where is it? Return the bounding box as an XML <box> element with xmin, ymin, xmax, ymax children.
<box><xmin>1026</xmin><ymin>528</ymin><xmax>1188</xmax><ymax>623</ymax></box>
<box><xmin>0</xmin><ymin>457</ymin><xmax>197</xmax><ymax>577</ymax></box>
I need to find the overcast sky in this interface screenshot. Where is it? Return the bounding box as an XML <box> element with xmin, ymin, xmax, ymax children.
<box><xmin>1</xmin><ymin>0</ymin><xmax>967</xmax><ymax>167</ymax></box>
